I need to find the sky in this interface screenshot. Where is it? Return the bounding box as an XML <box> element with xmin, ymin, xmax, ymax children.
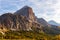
<box><xmin>0</xmin><ymin>0</ymin><xmax>60</xmax><ymax>23</ymax></box>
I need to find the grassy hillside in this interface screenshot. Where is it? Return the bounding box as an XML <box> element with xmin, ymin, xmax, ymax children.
<box><xmin>0</xmin><ymin>26</ymin><xmax>60</xmax><ymax>40</ymax></box>
<box><xmin>0</xmin><ymin>30</ymin><xmax>60</xmax><ymax>40</ymax></box>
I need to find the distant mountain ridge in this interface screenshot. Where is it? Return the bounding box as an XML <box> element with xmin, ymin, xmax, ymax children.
<box><xmin>37</xmin><ymin>18</ymin><xmax>51</xmax><ymax>27</ymax></box>
<box><xmin>48</xmin><ymin>20</ymin><xmax>60</xmax><ymax>26</ymax></box>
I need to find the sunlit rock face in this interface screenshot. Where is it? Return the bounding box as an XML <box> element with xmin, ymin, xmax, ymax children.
<box><xmin>14</xmin><ymin>6</ymin><xmax>36</xmax><ymax>22</ymax></box>
<box><xmin>0</xmin><ymin>6</ymin><xmax>42</xmax><ymax>31</ymax></box>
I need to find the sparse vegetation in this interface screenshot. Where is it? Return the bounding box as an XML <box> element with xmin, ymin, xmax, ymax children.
<box><xmin>0</xmin><ymin>30</ymin><xmax>59</xmax><ymax>40</ymax></box>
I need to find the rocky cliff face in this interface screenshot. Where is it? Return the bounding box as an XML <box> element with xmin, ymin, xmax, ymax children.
<box><xmin>0</xmin><ymin>6</ymin><xmax>42</xmax><ymax>31</ymax></box>
<box><xmin>15</xmin><ymin>6</ymin><xmax>36</xmax><ymax>22</ymax></box>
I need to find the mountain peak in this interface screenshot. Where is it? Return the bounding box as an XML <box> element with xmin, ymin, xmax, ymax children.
<box><xmin>23</xmin><ymin>6</ymin><xmax>31</xmax><ymax>9</ymax></box>
<box><xmin>48</xmin><ymin>20</ymin><xmax>57</xmax><ymax>24</ymax></box>
<box><xmin>14</xmin><ymin>6</ymin><xmax>36</xmax><ymax>22</ymax></box>
<box><xmin>48</xmin><ymin>20</ymin><xmax>60</xmax><ymax>26</ymax></box>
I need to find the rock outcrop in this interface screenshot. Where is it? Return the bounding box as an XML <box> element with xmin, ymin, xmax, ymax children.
<box><xmin>14</xmin><ymin>6</ymin><xmax>36</xmax><ymax>22</ymax></box>
<box><xmin>0</xmin><ymin>6</ymin><xmax>42</xmax><ymax>31</ymax></box>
